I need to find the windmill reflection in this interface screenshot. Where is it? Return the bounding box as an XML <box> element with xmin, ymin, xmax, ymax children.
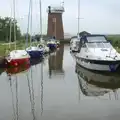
<box><xmin>48</xmin><ymin>45</ymin><xmax>65</xmax><ymax>78</ymax></box>
<box><xmin>75</xmin><ymin>63</ymin><xmax>120</xmax><ymax>99</ymax></box>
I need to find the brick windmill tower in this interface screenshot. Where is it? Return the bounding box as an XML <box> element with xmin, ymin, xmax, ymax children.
<box><xmin>47</xmin><ymin>2</ymin><xmax>65</xmax><ymax>40</ymax></box>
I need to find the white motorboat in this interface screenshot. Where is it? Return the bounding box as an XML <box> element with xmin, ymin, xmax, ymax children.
<box><xmin>70</xmin><ymin>36</ymin><xmax>80</xmax><ymax>52</ymax></box>
<box><xmin>75</xmin><ymin>34</ymin><xmax>120</xmax><ymax>72</ymax></box>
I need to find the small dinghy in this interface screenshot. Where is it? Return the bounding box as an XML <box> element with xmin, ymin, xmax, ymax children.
<box><xmin>75</xmin><ymin>34</ymin><xmax>120</xmax><ymax>72</ymax></box>
<box><xmin>47</xmin><ymin>39</ymin><xmax>57</xmax><ymax>51</ymax></box>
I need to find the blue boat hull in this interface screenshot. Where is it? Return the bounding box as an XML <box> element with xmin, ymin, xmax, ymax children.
<box><xmin>27</xmin><ymin>50</ymin><xmax>43</xmax><ymax>59</ymax></box>
<box><xmin>30</xmin><ymin>57</ymin><xmax>43</xmax><ymax>66</ymax></box>
<box><xmin>47</xmin><ymin>44</ymin><xmax>57</xmax><ymax>50</ymax></box>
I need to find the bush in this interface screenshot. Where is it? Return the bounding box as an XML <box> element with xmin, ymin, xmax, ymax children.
<box><xmin>107</xmin><ymin>35</ymin><xmax>120</xmax><ymax>48</ymax></box>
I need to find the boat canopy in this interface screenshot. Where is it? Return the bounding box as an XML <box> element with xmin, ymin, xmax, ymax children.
<box><xmin>80</xmin><ymin>35</ymin><xmax>108</xmax><ymax>43</ymax></box>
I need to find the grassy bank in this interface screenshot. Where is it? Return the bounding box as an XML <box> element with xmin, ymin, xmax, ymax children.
<box><xmin>60</xmin><ymin>39</ymin><xmax>70</xmax><ymax>43</ymax></box>
<box><xmin>0</xmin><ymin>39</ymin><xmax>69</xmax><ymax>56</ymax></box>
<box><xmin>0</xmin><ymin>36</ymin><xmax>120</xmax><ymax>56</ymax></box>
<box><xmin>0</xmin><ymin>40</ymin><xmax>31</xmax><ymax>56</ymax></box>
<box><xmin>0</xmin><ymin>40</ymin><xmax>44</xmax><ymax>56</ymax></box>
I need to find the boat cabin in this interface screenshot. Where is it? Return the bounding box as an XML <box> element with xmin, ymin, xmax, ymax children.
<box><xmin>79</xmin><ymin>34</ymin><xmax>112</xmax><ymax>48</ymax></box>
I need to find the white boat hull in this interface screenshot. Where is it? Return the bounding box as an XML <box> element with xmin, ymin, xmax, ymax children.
<box><xmin>76</xmin><ymin>57</ymin><xmax>120</xmax><ymax>72</ymax></box>
<box><xmin>70</xmin><ymin>37</ymin><xmax>80</xmax><ymax>52</ymax></box>
<box><xmin>70</xmin><ymin>46</ymin><xmax>79</xmax><ymax>52</ymax></box>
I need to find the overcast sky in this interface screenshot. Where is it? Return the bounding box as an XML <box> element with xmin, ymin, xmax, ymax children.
<box><xmin>1</xmin><ymin>0</ymin><xmax>120</xmax><ymax>35</ymax></box>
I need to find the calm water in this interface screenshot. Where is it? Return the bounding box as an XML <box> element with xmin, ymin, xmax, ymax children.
<box><xmin>0</xmin><ymin>44</ymin><xmax>120</xmax><ymax>120</ymax></box>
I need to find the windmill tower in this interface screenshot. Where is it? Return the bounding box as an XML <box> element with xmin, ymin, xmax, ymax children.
<box><xmin>47</xmin><ymin>2</ymin><xmax>65</xmax><ymax>40</ymax></box>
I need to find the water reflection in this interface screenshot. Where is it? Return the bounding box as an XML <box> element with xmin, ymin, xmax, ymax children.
<box><xmin>40</xmin><ymin>62</ymin><xmax>43</xmax><ymax>116</ymax></box>
<box><xmin>7</xmin><ymin>74</ymin><xmax>19</xmax><ymax>120</ymax></box>
<box><xmin>0</xmin><ymin>68</ymin><xmax>4</xmax><ymax>75</ymax></box>
<box><xmin>5</xmin><ymin>64</ymin><xmax>30</xmax><ymax>76</ymax></box>
<box><xmin>75</xmin><ymin>63</ymin><xmax>120</xmax><ymax>99</ymax></box>
<box><xmin>48</xmin><ymin>45</ymin><xmax>65</xmax><ymax>78</ymax></box>
<box><xmin>30</xmin><ymin>58</ymin><xmax>43</xmax><ymax>66</ymax></box>
<box><xmin>2</xmin><ymin>60</ymin><xmax>44</xmax><ymax>120</ymax></box>
<box><xmin>26</xmin><ymin>70</ymin><xmax>36</xmax><ymax>120</ymax></box>
<box><xmin>2</xmin><ymin>45</ymin><xmax>120</xmax><ymax>120</ymax></box>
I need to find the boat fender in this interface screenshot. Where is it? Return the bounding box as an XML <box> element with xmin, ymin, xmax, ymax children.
<box><xmin>109</xmin><ymin>65</ymin><xmax>116</xmax><ymax>72</ymax></box>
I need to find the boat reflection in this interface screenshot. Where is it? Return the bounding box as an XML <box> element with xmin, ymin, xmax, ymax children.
<box><xmin>48</xmin><ymin>44</ymin><xmax>65</xmax><ymax>78</ymax></box>
<box><xmin>6</xmin><ymin>64</ymin><xmax>44</xmax><ymax>120</ymax></box>
<box><xmin>30</xmin><ymin>58</ymin><xmax>43</xmax><ymax>66</ymax></box>
<box><xmin>0</xmin><ymin>68</ymin><xmax>4</xmax><ymax>76</ymax></box>
<box><xmin>75</xmin><ymin>63</ymin><xmax>120</xmax><ymax>97</ymax></box>
<box><xmin>5</xmin><ymin>64</ymin><xmax>30</xmax><ymax>76</ymax></box>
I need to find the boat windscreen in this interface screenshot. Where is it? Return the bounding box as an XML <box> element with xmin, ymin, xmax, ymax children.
<box><xmin>86</xmin><ymin>36</ymin><xmax>107</xmax><ymax>43</ymax></box>
<box><xmin>86</xmin><ymin>42</ymin><xmax>112</xmax><ymax>48</ymax></box>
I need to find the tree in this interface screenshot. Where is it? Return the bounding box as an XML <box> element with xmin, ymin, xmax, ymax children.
<box><xmin>0</xmin><ymin>16</ymin><xmax>22</xmax><ymax>42</ymax></box>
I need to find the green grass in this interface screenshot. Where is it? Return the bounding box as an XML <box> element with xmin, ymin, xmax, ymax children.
<box><xmin>1</xmin><ymin>36</ymin><xmax>120</xmax><ymax>56</ymax></box>
<box><xmin>0</xmin><ymin>40</ymin><xmax>43</xmax><ymax>56</ymax></box>
<box><xmin>0</xmin><ymin>42</ymin><xmax>24</xmax><ymax>56</ymax></box>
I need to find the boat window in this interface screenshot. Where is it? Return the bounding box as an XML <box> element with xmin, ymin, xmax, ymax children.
<box><xmin>87</xmin><ymin>36</ymin><xmax>107</xmax><ymax>42</ymax></box>
<box><xmin>87</xmin><ymin>42</ymin><xmax>112</xmax><ymax>48</ymax></box>
<box><xmin>96</xmin><ymin>43</ymin><xmax>105</xmax><ymax>48</ymax></box>
<box><xmin>103</xmin><ymin>42</ymin><xmax>112</xmax><ymax>48</ymax></box>
<box><xmin>86</xmin><ymin>43</ymin><xmax>97</xmax><ymax>48</ymax></box>
<box><xmin>96</xmin><ymin>42</ymin><xmax>112</xmax><ymax>48</ymax></box>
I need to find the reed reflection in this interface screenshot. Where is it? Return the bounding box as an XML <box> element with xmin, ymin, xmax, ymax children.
<box><xmin>48</xmin><ymin>45</ymin><xmax>65</xmax><ymax>78</ymax></box>
<box><xmin>75</xmin><ymin>63</ymin><xmax>120</xmax><ymax>100</ymax></box>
